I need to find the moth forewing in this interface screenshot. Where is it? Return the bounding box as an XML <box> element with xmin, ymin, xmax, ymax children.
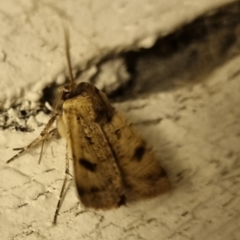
<box><xmin>59</xmin><ymin>90</ymin><xmax>126</xmax><ymax>209</ymax></box>
<box><xmin>60</xmin><ymin>82</ymin><xmax>171</xmax><ymax>209</ymax></box>
<box><xmin>103</xmin><ymin>111</ymin><xmax>171</xmax><ymax>200</ymax></box>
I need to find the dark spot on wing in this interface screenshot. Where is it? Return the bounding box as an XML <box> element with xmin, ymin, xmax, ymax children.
<box><xmin>159</xmin><ymin>168</ymin><xmax>167</xmax><ymax>177</ymax></box>
<box><xmin>76</xmin><ymin>186</ymin><xmax>99</xmax><ymax>196</ymax></box>
<box><xmin>118</xmin><ymin>195</ymin><xmax>126</xmax><ymax>207</ymax></box>
<box><xmin>85</xmin><ymin>136</ymin><xmax>93</xmax><ymax>144</ymax></box>
<box><xmin>133</xmin><ymin>145</ymin><xmax>146</xmax><ymax>161</ymax></box>
<box><xmin>79</xmin><ymin>158</ymin><xmax>97</xmax><ymax>172</ymax></box>
<box><xmin>91</xmin><ymin>187</ymin><xmax>99</xmax><ymax>193</ymax></box>
<box><xmin>76</xmin><ymin>186</ymin><xmax>86</xmax><ymax>196</ymax></box>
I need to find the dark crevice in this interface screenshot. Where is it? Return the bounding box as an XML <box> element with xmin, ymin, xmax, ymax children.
<box><xmin>40</xmin><ymin>1</ymin><xmax>240</xmax><ymax>105</ymax></box>
<box><xmin>115</xmin><ymin>0</ymin><xmax>240</xmax><ymax>101</ymax></box>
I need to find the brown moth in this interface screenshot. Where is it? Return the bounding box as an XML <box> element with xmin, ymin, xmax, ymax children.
<box><xmin>6</xmin><ymin>29</ymin><xmax>171</xmax><ymax>224</ymax></box>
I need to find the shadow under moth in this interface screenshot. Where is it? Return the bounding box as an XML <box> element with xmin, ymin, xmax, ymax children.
<box><xmin>6</xmin><ymin>29</ymin><xmax>171</xmax><ymax>224</ymax></box>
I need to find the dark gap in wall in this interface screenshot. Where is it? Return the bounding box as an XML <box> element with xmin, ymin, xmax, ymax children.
<box><xmin>40</xmin><ymin>0</ymin><xmax>240</xmax><ymax>105</ymax></box>
<box><xmin>110</xmin><ymin>0</ymin><xmax>240</xmax><ymax>102</ymax></box>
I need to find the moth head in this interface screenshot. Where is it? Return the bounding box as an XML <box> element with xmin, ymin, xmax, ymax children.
<box><xmin>60</xmin><ymin>82</ymin><xmax>77</xmax><ymax>101</ymax></box>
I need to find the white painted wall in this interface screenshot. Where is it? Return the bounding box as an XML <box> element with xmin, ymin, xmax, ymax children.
<box><xmin>0</xmin><ymin>0</ymin><xmax>240</xmax><ymax>240</ymax></box>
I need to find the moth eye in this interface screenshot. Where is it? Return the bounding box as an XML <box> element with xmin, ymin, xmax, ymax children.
<box><xmin>77</xmin><ymin>116</ymin><xmax>80</xmax><ymax>121</ymax></box>
<box><xmin>133</xmin><ymin>145</ymin><xmax>146</xmax><ymax>161</ymax></box>
<box><xmin>79</xmin><ymin>158</ymin><xmax>97</xmax><ymax>172</ymax></box>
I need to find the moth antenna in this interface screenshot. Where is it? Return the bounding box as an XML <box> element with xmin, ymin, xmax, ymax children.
<box><xmin>63</xmin><ymin>26</ymin><xmax>75</xmax><ymax>89</ymax></box>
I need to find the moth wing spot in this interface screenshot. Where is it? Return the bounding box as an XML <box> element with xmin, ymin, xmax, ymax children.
<box><xmin>76</xmin><ymin>186</ymin><xmax>99</xmax><ymax>196</ymax></box>
<box><xmin>159</xmin><ymin>168</ymin><xmax>167</xmax><ymax>177</ymax></box>
<box><xmin>76</xmin><ymin>186</ymin><xmax>86</xmax><ymax>196</ymax></box>
<box><xmin>91</xmin><ymin>187</ymin><xmax>99</xmax><ymax>193</ymax></box>
<box><xmin>134</xmin><ymin>145</ymin><xmax>146</xmax><ymax>161</ymax></box>
<box><xmin>85</xmin><ymin>136</ymin><xmax>93</xmax><ymax>144</ymax></box>
<box><xmin>79</xmin><ymin>158</ymin><xmax>97</xmax><ymax>172</ymax></box>
<box><xmin>118</xmin><ymin>195</ymin><xmax>126</xmax><ymax>207</ymax></box>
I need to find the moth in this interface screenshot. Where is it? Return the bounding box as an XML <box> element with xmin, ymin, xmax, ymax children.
<box><xmin>6</xmin><ymin>29</ymin><xmax>171</xmax><ymax>224</ymax></box>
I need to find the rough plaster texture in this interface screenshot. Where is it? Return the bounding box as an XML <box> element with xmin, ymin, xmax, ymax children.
<box><xmin>0</xmin><ymin>0</ymin><xmax>240</xmax><ymax>240</ymax></box>
<box><xmin>0</xmin><ymin>0</ymin><xmax>236</xmax><ymax>108</ymax></box>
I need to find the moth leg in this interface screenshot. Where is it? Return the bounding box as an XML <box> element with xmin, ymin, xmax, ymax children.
<box><xmin>53</xmin><ymin>142</ymin><xmax>70</xmax><ymax>225</ymax></box>
<box><xmin>38</xmin><ymin>128</ymin><xmax>58</xmax><ymax>164</ymax></box>
<box><xmin>6</xmin><ymin>115</ymin><xmax>57</xmax><ymax>164</ymax></box>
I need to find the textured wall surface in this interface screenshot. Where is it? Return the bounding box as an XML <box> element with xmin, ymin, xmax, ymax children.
<box><xmin>0</xmin><ymin>0</ymin><xmax>236</xmax><ymax>108</ymax></box>
<box><xmin>0</xmin><ymin>0</ymin><xmax>240</xmax><ymax>240</ymax></box>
